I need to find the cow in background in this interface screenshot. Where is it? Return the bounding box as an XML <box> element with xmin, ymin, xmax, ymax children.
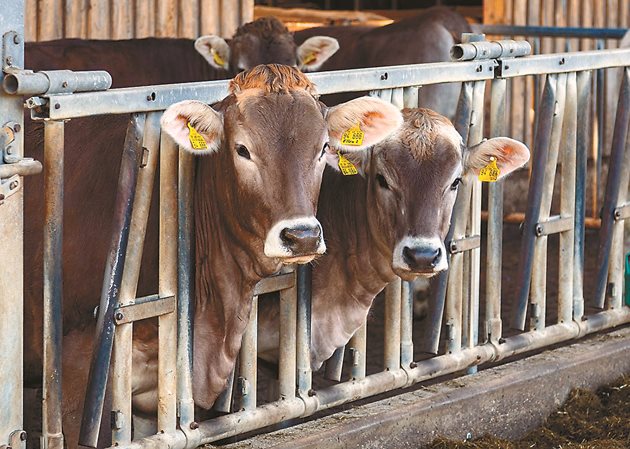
<box><xmin>25</xmin><ymin>16</ymin><xmax>339</xmax><ymax>87</ymax></box>
<box><xmin>257</xmin><ymin>108</ymin><xmax>530</xmax><ymax>369</ymax></box>
<box><xmin>294</xmin><ymin>7</ymin><xmax>472</xmax><ymax>118</ymax></box>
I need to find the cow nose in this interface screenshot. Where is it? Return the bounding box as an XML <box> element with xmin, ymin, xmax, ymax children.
<box><xmin>280</xmin><ymin>224</ymin><xmax>322</xmax><ymax>255</ymax></box>
<box><xmin>403</xmin><ymin>246</ymin><xmax>442</xmax><ymax>271</ymax></box>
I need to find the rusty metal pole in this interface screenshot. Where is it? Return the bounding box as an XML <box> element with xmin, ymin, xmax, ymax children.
<box><xmin>42</xmin><ymin>120</ymin><xmax>65</xmax><ymax>449</ymax></box>
<box><xmin>79</xmin><ymin>113</ymin><xmax>145</xmax><ymax>448</ymax></box>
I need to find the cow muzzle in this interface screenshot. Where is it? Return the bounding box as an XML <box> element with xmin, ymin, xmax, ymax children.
<box><xmin>392</xmin><ymin>236</ymin><xmax>448</xmax><ymax>278</ymax></box>
<box><xmin>264</xmin><ymin>216</ymin><xmax>326</xmax><ymax>263</ymax></box>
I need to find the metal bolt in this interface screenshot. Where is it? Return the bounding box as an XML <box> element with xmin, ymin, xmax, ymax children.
<box><xmin>614</xmin><ymin>209</ymin><xmax>622</xmax><ymax>220</ymax></box>
<box><xmin>6</xmin><ymin>56</ymin><xmax>13</xmax><ymax>66</ymax></box>
<box><xmin>19</xmin><ymin>431</ymin><xmax>26</xmax><ymax>441</ymax></box>
<box><xmin>13</xmin><ymin>124</ymin><xmax>20</xmax><ymax>133</ymax></box>
<box><xmin>6</xmin><ymin>146</ymin><xmax>12</xmax><ymax>154</ymax></box>
<box><xmin>308</xmin><ymin>389</ymin><xmax>316</xmax><ymax>397</ymax></box>
<box><xmin>380</xmin><ymin>72</ymin><xmax>388</xmax><ymax>81</ymax></box>
<box><xmin>13</xmin><ymin>34</ymin><xmax>20</xmax><ymax>45</ymax></box>
<box><xmin>559</xmin><ymin>57</ymin><xmax>565</xmax><ymax>65</ymax></box>
<box><xmin>504</xmin><ymin>65</ymin><xmax>510</xmax><ymax>70</ymax></box>
<box><xmin>9</xmin><ymin>180</ymin><xmax>19</xmax><ymax>190</ymax></box>
<box><xmin>476</xmin><ymin>65</ymin><xmax>482</xmax><ymax>72</ymax></box>
<box><xmin>190</xmin><ymin>421</ymin><xmax>199</xmax><ymax>430</ymax></box>
<box><xmin>62</xmin><ymin>81</ymin><xmax>68</xmax><ymax>88</ymax></box>
<box><xmin>535</xmin><ymin>224</ymin><xmax>543</xmax><ymax>236</ymax></box>
<box><xmin>115</xmin><ymin>312</ymin><xmax>124</xmax><ymax>321</ymax></box>
<box><xmin>409</xmin><ymin>361</ymin><xmax>417</xmax><ymax>369</ymax></box>
<box><xmin>54</xmin><ymin>103</ymin><xmax>61</xmax><ymax>110</ymax></box>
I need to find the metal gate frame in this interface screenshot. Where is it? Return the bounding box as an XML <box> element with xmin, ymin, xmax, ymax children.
<box><xmin>1</xmin><ymin>1</ymin><xmax>630</xmax><ymax>447</ymax></box>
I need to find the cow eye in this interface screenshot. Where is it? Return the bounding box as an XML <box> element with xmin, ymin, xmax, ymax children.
<box><xmin>376</xmin><ymin>173</ymin><xmax>389</xmax><ymax>190</ymax></box>
<box><xmin>235</xmin><ymin>144</ymin><xmax>251</xmax><ymax>160</ymax></box>
<box><xmin>320</xmin><ymin>142</ymin><xmax>329</xmax><ymax>159</ymax></box>
<box><xmin>450</xmin><ymin>177</ymin><xmax>462</xmax><ymax>191</ymax></box>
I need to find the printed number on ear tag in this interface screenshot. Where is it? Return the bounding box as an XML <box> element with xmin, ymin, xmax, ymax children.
<box><xmin>302</xmin><ymin>52</ymin><xmax>317</xmax><ymax>65</ymax></box>
<box><xmin>212</xmin><ymin>50</ymin><xmax>226</xmax><ymax>67</ymax></box>
<box><xmin>340</xmin><ymin>124</ymin><xmax>364</xmax><ymax>146</ymax></box>
<box><xmin>187</xmin><ymin>122</ymin><xmax>208</xmax><ymax>150</ymax></box>
<box><xmin>478</xmin><ymin>157</ymin><xmax>500</xmax><ymax>182</ymax></box>
<box><xmin>338</xmin><ymin>151</ymin><xmax>358</xmax><ymax>176</ymax></box>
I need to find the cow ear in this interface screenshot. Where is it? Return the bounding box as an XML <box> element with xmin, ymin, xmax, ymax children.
<box><xmin>161</xmin><ymin>100</ymin><xmax>223</xmax><ymax>155</ymax></box>
<box><xmin>465</xmin><ymin>137</ymin><xmax>530</xmax><ymax>179</ymax></box>
<box><xmin>326</xmin><ymin>97</ymin><xmax>403</xmax><ymax>151</ymax></box>
<box><xmin>297</xmin><ymin>36</ymin><xmax>339</xmax><ymax>71</ymax></box>
<box><xmin>195</xmin><ymin>35</ymin><xmax>230</xmax><ymax>70</ymax></box>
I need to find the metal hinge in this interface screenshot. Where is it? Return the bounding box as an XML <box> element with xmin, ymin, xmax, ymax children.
<box><xmin>0</xmin><ymin>123</ymin><xmax>42</xmax><ymax>189</ymax></box>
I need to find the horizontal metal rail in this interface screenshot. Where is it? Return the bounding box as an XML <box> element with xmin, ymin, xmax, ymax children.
<box><xmin>33</xmin><ymin>59</ymin><xmax>497</xmax><ymax>119</ymax></box>
<box><xmin>477</xmin><ymin>24</ymin><xmax>629</xmax><ymax>40</ymax></box>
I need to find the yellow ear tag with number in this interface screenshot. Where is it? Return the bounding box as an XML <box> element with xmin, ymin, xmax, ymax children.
<box><xmin>340</xmin><ymin>124</ymin><xmax>364</xmax><ymax>147</ymax></box>
<box><xmin>187</xmin><ymin>122</ymin><xmax>208</xmax><ymax>150</ymax></box>
<box><xmin>337</xmin><ymin>151</ymin><xmax>358</xmax><ymax>176</ymax></box>
<box><xmin>302</xmin><ymin>52</ymin><xmax>317</xmax><ymax>65</ymax></box>
<box><xmin>212</xmin><ymin>50</ymin><xmax>226</xmax><ymax>67</ymax></box>
<box><xmin>478</xmin><ymin>157</ymin><xmax>500</xmax><ymax>182</ymax></box>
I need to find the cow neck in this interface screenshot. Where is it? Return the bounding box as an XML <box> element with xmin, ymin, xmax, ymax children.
<box><xmin>191</xmin><ymin>154</ymin><xmax>280</xmax><ymax>409</ymax></box>
<box><xmin>315</xmin><ymin>166</ymin><xmax>395</xmax><ymax>307</ymax></box>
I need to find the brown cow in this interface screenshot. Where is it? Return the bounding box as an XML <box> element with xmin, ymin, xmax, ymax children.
<box><xmin>24</xmin><ymin>17</ymin><xmax>339</xmax><ymax>87</ymax></box>
<box><xmin>257</xmin><ymin>108</ymin><xmax>530</xmax><ymax>369</ymax></box>
<box><xmin>294</xmin><ymin>7</ymin><xmax>472</xmax><ymax>117</ymax></box>
<box><xmin>24</xmin><ymin>65</ymin><xmax>402</xmax><ymax>446</ymax></box>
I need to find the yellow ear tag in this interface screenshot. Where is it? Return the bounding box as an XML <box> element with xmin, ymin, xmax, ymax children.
<box><xmin>302</xmin><ymin>52</ymin><xmax>317</xmax><ymax>65</ymax></box>
<box><xmin>340</xmin><ymin>124</ymin><xmax>364</xmax><ymax>146</ymax></box>
<box><xmin>337</xmin><ymin>151</ymin><xmax>358</xmax><ymax>176</ymax></box>
<box><xmin>212</xmin><ymin>50</ymin><xmax>226</xmax><ymax>67</ymax></box>
<box><xmin>187</xmin><ymin>122</ymin><xmax>208</xmax><ymax>150</ymax></box>
<box><xmin>478</xmin><ymin>157</ymin><xmax>500</xmax><ymax>182</ymax></box>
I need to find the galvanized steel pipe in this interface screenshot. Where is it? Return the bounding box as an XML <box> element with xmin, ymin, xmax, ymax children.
<box><xmin>451</xmin><ymin>40</ymin><xmax>532</xmax><ymax>61</ymax></box>
<box><xmin>2</xmin><ymin>69</ymin><xmax>111</xmax><ymax>95</ymax></box>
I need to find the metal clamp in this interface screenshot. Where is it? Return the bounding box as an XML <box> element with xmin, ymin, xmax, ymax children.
<box><xmin>534</xmin><ymin>215</ymin><xmax>573</xmax><ymax>236</ymax></box>
<box><xmin>613</xmin><ymin>203</ymin><xmax>630</xmax><ymax>221</ymax></box>
<box><xmin>448</xmin><ymin>235</ymin><xmax>481</xmax><ymax>254</ymax></box>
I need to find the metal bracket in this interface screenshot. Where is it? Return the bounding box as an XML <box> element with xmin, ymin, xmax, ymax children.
<box><xmin>0</xmin><ymin>174</ymin><xmax>20</xmax><ymax>205</ymax></box>
<box><xmin>534</xmin><ymin>215</ymin><xmax>573</xmax><ymax>236</ymax></box>
<box><xmin>613</xmin><ymin>203</ymin><xmax>630</xmax><ymax>221</ymax></box>
<box><xmin>113</xmin><ymin>294</ymin><xmax>175</xmax><ymax>325</ymax></box>
<box><xmin>0</xmin><ymin>429</ymin><xmax>27</xmax><ymax>449</ymax></box>
<box><xmin>448</xmin><ymin>235</ymin><xmax>481</xmax><ymax>254</ymax></box>
<box><xmin>2</xmin><ymin>31</ymin><xmax>22</xmax><ymax>72</ymax></box>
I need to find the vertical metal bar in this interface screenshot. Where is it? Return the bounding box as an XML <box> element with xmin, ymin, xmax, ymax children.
<box><xmin>594</xmin><ymin>68</ymin><xmax>630</xmax><ymax>308</ymax></box>
<box><xmin>42</xmin><ymin>120</ymin><xmax>64</xmax><ymax>449</ymax></box>
<box><xmin>400</xmin><ymin>281</ymin><xmax>413</xmax><ymax>369</ymax></box>
<box><xmin>157</xmin><ymin>112</ymin><xmax>177</xmax><ymax>433</ymax></box>
<box><xmin>403</xmin><ymin>86</ymin><xmax>419</xmax><ymax>108</ymax></box>
<box><xmin>0</xmin><ymin>2</ymin><xmax>25</xmax><ymax>446</ymax></box>
<box><xmin>238</xmin><ymin>296</ymin><xmax>258</xmax><ymax>410</ymax></box>
<box><xmin>383</xmin><ymin>278</ymin><xmax>402</xmax><ymax>371</ymax></box>
<box><xmin>111</xmin><ymin>113</ymin><xmax>159</xmax><ymax>445</ymax></box>
<box><xmin>512</xmin><ymin>75</ymin><xmax>557</xmax><ymax>331</ymax></box>
<box><xmin>214</xmin><ymin>368</ymin><xmax>235</xmax><ymax>413</ymax></box>
<box><xmin>278</xmin><ymin>270</ymin><xmax>297</xmax><ymax>399</ymax></box>
<box><xmin>391</xmin><ymin>87</ymin><xmax>404</xmax><ymax>109</ymax></box>
<box><xmin>422</xmin><ymin>81</ymin><xmax>473</xmax><ymax>354</ymax></box>
<box><xmin>177</xmin><ymin>148</ymin><xmax>196</xmax><ymax>427</ymax></box>
<box><xmin>573</xmin><ymin>71</ymin><xmax>592</xmax><ymax>321</ymax></box>
<box><xmin>296</xmin><ymin>264</ymin><xmax>312</xmax><ymax>395</ymax></box>
<box><xmin>324</xmin><ymin>347</ymin><xmax>345</xmax><ymax>382</ymax></box>
<box><xmin>594</xmin><ymin>39</ymin><xmax>605</xmax><ymax>219</ymax></box>
<box><xmin>530</xmin><ymin>73</ymin><xmax>566</xmax><ymax>331</ymax></box>
<box><xmin>558</xmin><ymin>72</ymin><xmax>577</xmax><ymax>324</ymax></box>
<box><xmin>464</xmin><ymin>80</ymin><xmax>485</xmax><ymax>365</ymax></box>
<box><xmin>348</xmin><ymin>324</ymin><xmax>366</xmax><ymax>380</ymax></box>
<box><xmin>79</xmin><ymin>113</ymin><xmax>145</xmax><ymax>448</ymax></box>
<box><xmin>485</xmin><ymin>78</ymin><xmax>507</xmax><ymax>343</ymax></box>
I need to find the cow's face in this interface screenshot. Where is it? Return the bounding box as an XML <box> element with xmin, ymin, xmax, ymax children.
<box><xmin>195</xmin><ymin>17</ymin><xmax>339</xmax><ymax>74</ymax></box>
<box><xmin>353</xmin><ymin>109</ymin><xmax>529</xmax><ymax>280</ymax></box>
<box><xmin>162</xmin><ymin>65</ymin><xmax>402</xmax><ymax>267</ymax></box>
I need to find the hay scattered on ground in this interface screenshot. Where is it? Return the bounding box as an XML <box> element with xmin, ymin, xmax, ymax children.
<box><xmin>424</xmin><ymin>376</ymin><xmax>630</xmax><ymax>449</ymax></box>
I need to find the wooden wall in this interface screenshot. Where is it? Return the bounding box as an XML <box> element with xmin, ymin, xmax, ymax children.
<box><xmin>25</xmin><ymin>0</ymin><xmax>254</xmax><ymax>42</ymax></box>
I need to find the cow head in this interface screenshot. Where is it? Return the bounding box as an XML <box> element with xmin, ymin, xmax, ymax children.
<box><xmin>194</xmin><ymin>17</ymin><xmax>339</xmax><ymax>74</ymax></box>
<box><xmin>338</xmin><ymin>108</ymin><xmax>529</xmax><ymax>280</ymax></box>
<box><xmin>161</xmin><ymin>64</ymin><xmax>402</xmax><ymax>269</ymax></box>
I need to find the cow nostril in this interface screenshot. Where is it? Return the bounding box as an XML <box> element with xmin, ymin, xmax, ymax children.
<box><xmin>431</xmin><ymin>247</ymin><xmax>442</xmax><ymax>268</ymax></box>
<box><xmin>280</xmin><ymin>225</ymin><xmax>322</xmax><ymax>250</ymax></box>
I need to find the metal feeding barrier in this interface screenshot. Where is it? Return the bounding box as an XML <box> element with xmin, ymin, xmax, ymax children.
<box><xmin>1</xmin><ymin>3</ymin><xmax>630</xmax><ymax>447</ymax></box>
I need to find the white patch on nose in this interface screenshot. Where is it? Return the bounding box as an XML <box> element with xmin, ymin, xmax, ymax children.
<box><xmin>392</xmin><ymin>236</ymin><xmax>448</xmax><ymax>275</ymax></box>
<box><xmin>264</xmin><ymin>216</ymin><xmax>326</xmax><ymax>259</ymax></box>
